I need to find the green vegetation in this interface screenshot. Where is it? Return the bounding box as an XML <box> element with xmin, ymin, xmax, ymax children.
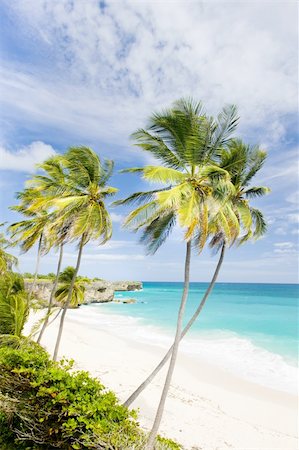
<box><xmin>23</xmin><ymin>272</ymin><xmax>57</xmax><ymax>280</ymax></box>
<box><xmin>0</xmin><ymin>340</ymin><xmax>181</xmax><ymax>450</ymax></box>
<box><xmin>0</xmin><ymin>247</ymin><xmax>181</xmax><ymax>449</ymax></box>
<box><xmin>0</xmin><ymin>224</ymin><xmax>18</xmax><ymax>275</ymax></box>
<box><xmin>54</xmin><ymin>266</ymin><xmax>86</xmax><ymax>308</ymax></box>
<box><xmin>23</xmin><ymin>271</ymin><xmax>103</xmax><ymax>283</ymax></box>
<box><xmin>0</xmin><ymin>273</ymin><xmax>29</xmax><ymax>337</ymax></box>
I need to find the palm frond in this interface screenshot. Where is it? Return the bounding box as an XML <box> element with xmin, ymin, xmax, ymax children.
<box><xmin>142</xmin><ymin>166</ymin><xmax>186</xmax><ymax>184</ymax></box>
<box><xmin>140</xmin><ymin>211</ymin><xmax>176</xmax><ymax>254</ymax></box>
<box><xmin>250</xmin><ymin>207</ymin><xmax>267</xmax><ymax>239</ymax></box>
<box><xmin>113</xmin><ymin>185</ymin><xmax>172</xmax><ymax>207</ymax></box>
<box><xmin>209</xmin><ymin>104</ymin><xmax>239</xmax><ymax>158</ymax></box>
<box><xmin>242</xmin><ymin>149</ymin><xmax>267</xmax><ymax>186</ymax></box>
<box><xmin>124</xmin><ymin>201</ymin><xmax>159</xmax><ymax>230</ymax></box>
<box><xmin>0</xmin><ymin>273</ymin><xmax>29</xmax><ymax>336</ymax></box>
<box><xmin>243</xmin><ymin>186</ymin><xmax>270</xmax><ymax>198</ymax></box>
<box><xmin>132</xmin><ymin>129</ymin><xmax>182</xmax><ymax>169</ymax></box>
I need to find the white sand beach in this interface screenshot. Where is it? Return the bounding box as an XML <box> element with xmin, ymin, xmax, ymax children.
<box><xmin>25</xmin><ymin>309</ymin><xmax>298</xmax><ymax>450</ymax></box>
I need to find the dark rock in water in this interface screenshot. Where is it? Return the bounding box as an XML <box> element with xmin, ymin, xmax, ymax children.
<box><xmin>114</xmin><ymin>298</ymin><xmax>137</xmax><ymax>304</ymax></box>
<box><xmin>122</xmin><ymin>298</ymin><xmax>137</xmax><ymax>304</ymax></box>
<box><xmin>24</xmin><ymin>279</ymin><xmax>142</xmax><ymax>307</ymax></box>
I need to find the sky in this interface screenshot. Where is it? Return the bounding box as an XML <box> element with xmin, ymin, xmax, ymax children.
<box><xmin>0</xmin><ymin>0</ymin><xmax>298</xmax><ymax>283</ymax></box>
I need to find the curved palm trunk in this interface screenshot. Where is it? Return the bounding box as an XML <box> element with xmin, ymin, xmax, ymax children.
<box><xmin>53</xmin><ymin>235</ymin><xmax>85</xmax><ymax>361</ymax></box>
<box><xmin>45</xmin><ymin>307</ymin><xmax>62</xmax><ymax>328</ymax></box>
<box><xmin>37</xmin><ymin>243</ymin><xmax>64</xmax><ymax>344</ymax></box>
<box><xmin>145</xmin><ymin>241</ymin><xmax>191</xmax><ymax>450</ymax></box>
<box><xmin>124</xmin><ymin>242</ymin><xmax>226</xmax><ymax>408</ymax></box>
<box><xmin>29</xmin><ymin>233</ymin><xmax>43</xmax><ymax>298</ymax></box>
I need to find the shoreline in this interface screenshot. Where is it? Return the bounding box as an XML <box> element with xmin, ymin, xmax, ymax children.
<box><xmin>25</xmin><ymin>309</ymin><xmax>298</xmax><ymax>449</ymax></box>
<box><xmin>66</xmin><ymin>303</ymin><xmax>298</xmax><ymax>395</ymax></box>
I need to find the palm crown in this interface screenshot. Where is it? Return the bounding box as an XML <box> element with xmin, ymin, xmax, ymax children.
<box><xmin>218</xmin><ymin>139</ymin><xmax>270</xmax><ymax>245</ymax></box>
<box><xmin>54</xmin><ymin>266</ymin><xmax>86</xmax><ymax>308</ymax></box>
<box><xmin>117</xmin><ymin>99</ymin><xmax>241</xmax><ymax>253</ymax></box>
<box><xmin>30</xmin><ymin>147</ymin><xmax>117</xmax><ymax>245</ymax></box>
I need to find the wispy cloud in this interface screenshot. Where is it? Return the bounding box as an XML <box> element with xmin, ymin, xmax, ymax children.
<box><xmin>1</xmin><ymin>0</ymin><xmax>298</xmax><ymax>283</ymax></box>
<box><xmin>0</xmin><ymin>141</ymin><xmax>56</xmax><ymax>172</ymax></box>
<box><xmin>110</xmin><ymin>213</ymin><xmax>124</xmax><ymax>224</ymax></box>
<box><xmin>63</xmin><ymin>252</ymin><xmax>144</xmax><ymax>261</ymax></box>
<box><xmin>1</xmin><ymin>1</ymin><xmax>297</xmax><ymax>153</ymax></box>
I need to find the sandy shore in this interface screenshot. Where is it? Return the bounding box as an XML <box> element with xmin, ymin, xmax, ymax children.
<box><xmin>25</xmin><ymin>309</ymin><xmax>298</xmax><ymax>450</ymax></box>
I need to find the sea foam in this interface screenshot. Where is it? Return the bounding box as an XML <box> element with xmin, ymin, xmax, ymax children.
<box><xmin>69</xmin><ymin>306</ymin><xmax>298</xmax><ymax>395</ymax></box>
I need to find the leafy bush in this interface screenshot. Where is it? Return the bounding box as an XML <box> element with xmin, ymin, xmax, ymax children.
<box><xmin>0</xmin><ymin>272</ymin><xmax>29</xmax><ymax>336</ymax></box>
<box><xmin>23</xmin><ymin>272</ymin><xmax>56</xmax><ymax>280</ymax></box>
<box><xmin>0</xmin><ymin>342</ymin><xmax>182</xmax><ymax>449</ymax></box>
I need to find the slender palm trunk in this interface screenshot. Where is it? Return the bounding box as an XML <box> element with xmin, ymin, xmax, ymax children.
<box><xmin>29</xmin><ymin>233</ymin><xmax>43</xmax><ymax>298</ymax></box>
<box><xmin>53</xmin><ymin>235</ymin><xmax>85</xmax><ymax>361</ymax></box>
<box><xmin>124</xmin><ymin>242</ymin><xmax>226</xmax><ymax>408</ymax></box>
<box><xmin>145</xmin><ymin>241</ymin><xmax>192</xmax><ymax>450</ymax></box>
<box><xmin>37</xmin><ymin>243</ymin><xmax>64</xmax><ymax>344</ymax></box>
<box><xmin>45</xmin><ymin>307</ymin><xmax>62</xmax><ymax>328</ymax></box>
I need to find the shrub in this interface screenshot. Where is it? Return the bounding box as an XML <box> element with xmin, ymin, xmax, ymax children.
<box><xmin>0</xmin><ymin>273</ymin><xmax>29</xmax><ymax>336</ymax></box>
<box><xmin>0</xmin><ymin>342</ymin><xmax>182</xmax><ymax>449</ymax></box>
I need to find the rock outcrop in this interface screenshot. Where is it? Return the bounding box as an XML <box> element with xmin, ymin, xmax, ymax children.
<box><xmin>25</xmin><ymin>279</ymin><xmax>142</xmax><ymax>307</ymax></box>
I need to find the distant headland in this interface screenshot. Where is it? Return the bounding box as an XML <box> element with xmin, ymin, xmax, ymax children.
<box><xmin>25</xmin><ymin>278</ymin><xmax>143</xmax><ymax>306</ymax></box>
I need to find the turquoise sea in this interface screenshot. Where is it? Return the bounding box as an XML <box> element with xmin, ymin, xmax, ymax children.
<box><xmin>83</xmin><ymin>282</ymin><xmax>298</xmax><ymax>393</ymax></box>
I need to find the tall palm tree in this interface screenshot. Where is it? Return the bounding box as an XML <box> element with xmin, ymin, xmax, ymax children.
<box><xmin>0</xmin><ymin>272</ymin><xmax>30</xmax><ymax>337</ymax></box>
<box><xmin>44</xmin><ymin>147</ymin><xmax>118</xmax><ymax>361</ymax></box>
<box><xmin>117</xmin><ymin>99</ymin><xmax>240</xmax><ymax>448</ymax></box>
<box><xmin>219</xmin><ymin>139</ymin><xmax>269</xmax><ymax>243</ymax></box>
<box><xmin>54</xmin><ymin>266</ymin><xmax>86</xmax><ymax>308</ymax></box>
<box><xmin>31</xmin><ymin>156</ymin><xmax>74</xmax><ymax>344</ymax></box>
<box><xmin>9</xmin><ymin>155</ymin><xmax>71</xmax><ymax>298</ymax></box>
<box><xmin>9</xmin><ymin>212</ymin><xmax>49</xmax><ymax>297</ymax></box>
<box><xmin>9</xmin><ymin>187</ymin><xmax>53</xmax><ymax>297</ymax></box>
<box><xmin>123</xmin><ymin>140</ymin><xmax>269</xmax><ymax>407</ymax></box>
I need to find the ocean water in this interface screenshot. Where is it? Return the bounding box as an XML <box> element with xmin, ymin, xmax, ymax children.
<box><xmin>84</xmin><ymin>282</ymin><xmax>298</xmax><ymax>394</ymax></box>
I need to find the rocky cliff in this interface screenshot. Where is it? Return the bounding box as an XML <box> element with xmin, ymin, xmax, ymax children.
<box><xmin>25</xmin><ymin>279</ymin><xmax>142</xmax><ymax>307</ymax></box>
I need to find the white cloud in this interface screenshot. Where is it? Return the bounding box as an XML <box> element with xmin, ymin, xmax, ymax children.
<box><xmin>286</xmin><ymin>192</ymin><xmax>299</xmax><ymax>205</ymax></box>
<box><xmin>0</xmin><ymin>1</ymin><xmax>297</xmax><ymax>154</ymax></box>
<box><xmin>288</xmin><ymin>214</ymin><xmax>299</xmax><ymax>224</ymax></box>
<box><xmin>85</xmin><ymin>240</ymin><xmax>136</xmax><ymax>251</ymax></box>
<box><xmin>274</xmin><ymin>242</ymin><xmax>294</xmax><ymax>248</ymax></box>
<box><xmin>273</xmin><ymin>241</ymin><xmax>296</xmax><ymax>254</ymax></box>
<box><xmin>0</xmin><ymin>141</ymin><xmax>56</xmax><ymax>172</ymax></box>
<box><xmin>110</xmin><ymin>213</ymin><xmax>124</xmax><ymax>223</ymax></box>
<box><xmin>258</xmin><ymin>148</ymin><xmax>298</xmax><ymax>184</ymax></box>
<box><xmin>274</xmin><ymin>227</ymin><xmax>287</xmax><ymax>236</ymax></box>
<box><xmin>274</xmin><ymin>248</ymin><xmax>297</xmax><ymax>255</ymax></box>
<box><xmin>64</xmin><ymin>252</ymin><xmax>144</xmax><ymax>261</ymax></box>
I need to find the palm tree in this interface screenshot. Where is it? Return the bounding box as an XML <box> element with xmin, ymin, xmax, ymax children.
<box><xmin>31</xmin><ymin>156</ymin><xmax>74</xmax><ymax>344</ymax></box>
<box><xmin>123</xmin><ymin>140</ymin><xmax>269</xmax><ymax>407</ymax></box>
<box><xmin>219</xmin><ymin>139</ymin><xmax>270</xmax><ymax>243</ymax></box>
<box><xmin>0</xmin><ymin>224</ymin><xmax>18</xmax><ymax>274</ymax></box>
<box><xmin>54</xmin><ymin>266</ymin><xmax>86</xmax><ymax>308</ymax></box>
<box><xmin>0</xmin><ymin>272</ymin><xmax>30</xmax><ymax>337</ymax></box>
<box><xmin>9</xmin><ymin>185</ymin><xmax>55</xmax><ymax>297</ymax></box>
<box><xmin>9</xmin><ymin>211</ymin><xmax>50</xmax><ymax>296</ymax></box>
<box><xmin>9</xmin><ymin>156</ymin><xmax>71</xmax><ymax>298</ymax></box>
<box><xmin>117</xmin><ymin>98</ymin><xmax>240</xmax><ymax>448</ymax></box>
<box><xmin>47</xmin><ymin>146</ymin><xmax>118</xmax><ymax>361</ymax></box>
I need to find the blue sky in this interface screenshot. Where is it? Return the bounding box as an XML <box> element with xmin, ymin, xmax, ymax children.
<box><xmin>0</xmin><ymin>0</ymin><xmax>298</xmax><ymax>283</ymax></box>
